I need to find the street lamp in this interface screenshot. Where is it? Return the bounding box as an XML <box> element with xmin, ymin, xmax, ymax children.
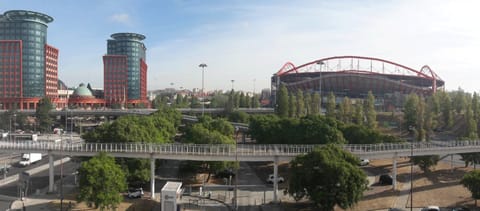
<box><xmin>316</xmin><ymin>61</ymin><xmax>324</xmax><ymax>114</ymax></box>
<box><xmin>231</xmin><ymin>80</ymin><xmax>235</xmax><ymax>91</ymax></box>
<box><xmin>199</xmin><ymin>63</ymin><xmax>207</xmax><ymax>116</ymax></box>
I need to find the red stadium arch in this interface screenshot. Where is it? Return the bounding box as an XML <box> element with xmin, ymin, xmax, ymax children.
<box><xmin>275</xmin><ymin>56</ymin><xmax>443</xmax><ymax>93</ymax></box>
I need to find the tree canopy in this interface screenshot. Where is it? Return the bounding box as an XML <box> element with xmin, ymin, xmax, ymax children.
<box><xmin>249</xmin><ymin>115</ymin><xmax>345</xmax><ymax>144</ymax></box>
<box><xmin>461</xmin><ymin>170</ymin><xmax>480</xmax><ymax>206</ymax></box>
<box><xmin>77</xmin><ymin>152</ymin><xmax>127</xmax><ymax>210</ymax></box>
<box><xmin>288</xmin><ymin>145</ymin><xmax>368</xmax><ymax>211</ymax></box>
<box><xmin>81</xmin><ymin>107</ymin><xmax>180</xmax><ymax>185</ymax></box>
<box><xmin>36</xmin><ymin>97</ymin><xmax>53</xmax><ymax>133</ymax></box>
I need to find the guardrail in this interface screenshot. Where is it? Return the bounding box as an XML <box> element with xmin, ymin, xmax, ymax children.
<box><xmin>2</xmin><ymin>140</ymin><xmax>480</xmax><ymax>160</ymax></box>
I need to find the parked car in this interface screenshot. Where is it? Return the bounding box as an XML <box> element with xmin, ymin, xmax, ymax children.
<box><xmin>267</xmin><ymin>174</ymin><xmax>284</xmax><ymax>184</ymax></box>
<box><xmin>127</xmin><ymin>188</ymin><xmax>144</xmax><ymax>198</ymax></box>
<box><xmin>379</xmin><ymin>174</ymin><xmax>393</xmax><ymax>185</ymax></box>
<box><xmin>422</xmin><ymin>205</ymin><xmax>440</xmax><ymax>211</ymax></box>
<box><xmin>388</xmin><ymin>208</ymin><xmax>407</xmax><ymax>211</ymax></box>
<box><xmin>215</xmin><ymin>169</ymin><xmax>235</xmax><ymax>178</ymax></box>
<box><xmin>359</xmin><ymin>159</ymin><xmax>370</xmax><ymax>166</ymax></box>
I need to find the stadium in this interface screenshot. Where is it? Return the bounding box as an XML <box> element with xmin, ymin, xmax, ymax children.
<box><xmin>271</xmin><ymin>56</ymin><xmax>444</xmax><ymax>111</ymax></box>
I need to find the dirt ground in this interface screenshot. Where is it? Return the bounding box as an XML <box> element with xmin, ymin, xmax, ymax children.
<box><xmin>250</xmin><ymin>159</ymin><xmax>478</xmax><ymax>211</ymax></box>
<box><xmin>48</xmin><ymin>192</ymin><xmax>158</xmax><ymax>211</ymax></box>
<box><xmin>49</xmin><ymin>159</ymin><xmax>477</xmax><ymax>211</ymax></box>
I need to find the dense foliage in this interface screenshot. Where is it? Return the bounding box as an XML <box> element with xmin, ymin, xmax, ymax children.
<box><xmin>249</xmin><ymin>115</ymin><xmax>345</xmax><ymax>144</ymax></box>
<box><xmin>183</xmin><ymin>115</ymin><xmax>237</xmax><ymax>181</ymax></box>
<box><xmin>36</xmin><ymin>97</ymin><xmax>54</xmax><ymax>133</ymax></box>
<box><xmin>77</xmin><ymin>152</ymin><xmax>127</xmax><ymax>210</ymax></box>
<box><xmin>288</xmin><ymin>145</ymin><xmax>368</xmax><ymax>211</ymax></box>
<box><xmin>461</xmin><ymin>170</ymin><xmax>480</xmax><ymax>206</ymax></box>
<box><xmin>82</xmin><ymin>107</ymin><xmax>181</xmax><ymax>185</ymax></box>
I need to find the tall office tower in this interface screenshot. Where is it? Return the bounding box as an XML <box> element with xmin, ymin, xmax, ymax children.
<box><xmin>103</xmin><ymin>33</ymin><xmax>148</xmax><ymax>108</ymax></box>
<box><xmin>0</xmin><ymin>10</ymin><xmax>59</xmax><ymax>110</ymax></box>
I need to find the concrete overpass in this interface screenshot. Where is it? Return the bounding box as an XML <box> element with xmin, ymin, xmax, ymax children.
<box><xmin>2</xmin><ymin>140</ymin><xmax>480</xmax><ymax>202</ymax></box>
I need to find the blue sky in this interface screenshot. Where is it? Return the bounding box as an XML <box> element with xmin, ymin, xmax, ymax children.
<box><xmin>1</xmin><ymin>0</ymin><xmax>480</xmax><ymax>93</ymax></box>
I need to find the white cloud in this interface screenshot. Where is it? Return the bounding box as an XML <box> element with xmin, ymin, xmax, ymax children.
<box><xmin>109</xmin><ymin>13</ymin><xmax>133</xmax><ymax>26</ymax></box>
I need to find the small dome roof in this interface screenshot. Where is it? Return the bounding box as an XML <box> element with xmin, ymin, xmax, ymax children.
<box><xmin>72</xmin><ymin>83</ymin><xmax>93</xmax><ymax>97</ymax></box>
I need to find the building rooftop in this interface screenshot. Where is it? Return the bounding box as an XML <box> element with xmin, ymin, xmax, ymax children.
<box><xmin>2</xmin><ymin>10</ymin><xmax>53</xmax><ymax>24</ymax></box>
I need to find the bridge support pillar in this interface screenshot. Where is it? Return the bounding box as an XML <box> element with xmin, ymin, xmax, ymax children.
<box><xmin>150</xmin><ymin>155</ymin><xmax>155</xmax><ymax>200</ymax></box>
<box><xmin>273</xmin><ymin>156</ymin><xmax>279</xmax><ymax>203</ymax></box>
<box><xmin>48</xmin><ymin>152</ymin><xmax>54</xmax><ymax>193</ymax></box>
<box><xmin>393</xmin><ymin>152</ymin><xmax>397</xmax><ymax>190</ymax></box>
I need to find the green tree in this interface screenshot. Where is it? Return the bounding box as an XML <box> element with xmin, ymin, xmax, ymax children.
<box><xmin>416</xmin><ymin>97</ymin><xmax>426</xmax><ymax>141</ymax></box>
<box><xmin>276</xmin><ymin>84</ymin><xmax>289</xmax><ymax>117</ymax></box>
<box><xmin>82</xmin><ymin>107</ymin><xmax>179</xmax><ymax>185</ymax></box>
<box><xmin>251</xmin><ymin>95</ymin><xmax>260</xmax><ymax>108</ymax></box>
<box><xmin>465</xmin><ymin>103</ymin><xmax>478</xmax><ymax>139</ymax></box>
<box><xmin>404</xmin><ymin>93</ymin><xmax>419</xmax><ymax>130</ymax></box>
<box><xmin>304</xmin><ymin>92</ymin><xmax>312</xmax><ymax>115</ymax></box>
<box><xmin>338</xmin><ymin>97</ymin><xmax>352</xmax><ymax>123</ymax></box>
<box><xmin>353</xmin><ymin>103</ymin><xmax>364</xmax><ymax>125</ymax></box>
<box><xmin>228</xmin><ymin>111</ymin><xmax>249</xmax><ymax>123</ymax></box>
<box><xmin>296</xmin><ymin>90</ymin><xmax>305</xmax><ymax>117</ymax></box>
<box><xmin>453</xmin><ymin>87</ymin><xmax>467</xmax><ymax>114</ymax></box>
<box><xmin>473</xmin><ymin>92</ymin><xmax>480</xmax><ymax>122</ymax></box>
<box><xmin>311</xmin><ymin>93</ymin><xmax>321</xmax><ymax>115</ymax></box>
<box><xmin>440</xmin><ymin>91</ymin><xmax>453</xmax><ymax>128</ymax></box>
<box><xmin>412</xmin><ymin>155</ymin><xmax>439</xmax><ymax>172</ymax></box>
<box><xmin>288</xmin><ymin>145</ymin><xmax>368</xmax><ymax>210</ymax></box>
<box><xmin>326</xmin><ymin>92</ymin><xmax>336</xmax><ymax>119</ymax></box>
<box><xmin>461</xmin><ymin>170</ymin><xmax>480</xmax><ymax>207</ymax></box>
<box><xmin>364</xmin><ymin>91</ymin><xmax>377</xmax><ymax>128</ymax></box>
<box><xmin>183</xmin><ymin>117</ymin><xmax>236</xmax><ymax>181</ymax></box>
<box><xmin>225</xmin><ymin>90</ymin><xmax>235</xmax><ymax>113</ymax></box>
<box><xmin>288</xmin><ymin>93</ymin><xmax>297</xmax><ymax>118</ymax></box>
<box><xmin>234</xmin><ymin>92</ymin><xmax>240</xmax><ymax>108</ymax></box>
<box><xmin>77</xmin><ymin>152</ymin><xmax>127</xmax><ymax>210</ymax></box>
<box><xmin>245</xmin><ymin>94</ymin><xmax>251</xmax><ymax>108</ymax></box>
<box><xmin>36</xmin><ymin>97</ymin><xmax>53</xmax><ymax>133</ymax></box>
<box><xmin>239</xmin><ymin>92</ymin><xmax>247</xmax><ymax>108</ymax></box>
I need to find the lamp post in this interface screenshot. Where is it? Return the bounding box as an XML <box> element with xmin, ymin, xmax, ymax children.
<box><xmin>316</xmin><ymin>61</ymin><xmax>324</xmax><ymax>114</ymax></box>
<box><xmin>199</xmin><ymin>63</ymin><xmax>207</xmax><ymax>116</ymax></box>
<box><xmin>231</xmin><ymin>80</ymin><xmax>235</xmax><ymax>91</ymax></box>
<box><xmin>234</xmin><ymin>126</ymin><xmax>239</xmax><ymax>210</ymax></box>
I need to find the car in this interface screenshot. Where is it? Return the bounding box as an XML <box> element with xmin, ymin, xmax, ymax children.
<box><xmin>422</xmin><ymin>205</ymin><xmax>440</xmax><ymax>211</ymax></box>
<box><xmin>359</xmin><ymin>159</ymin><xmax>370</xmax><ymax>166</ymax></box>
<box><xmin>451</xmin><ymin>206</ymin><xmax>470</xmax><ymax>211</ymax></box>
<box><xmin>388</xmin><ymin>208</ymin><xmax>407</xmax><ymax>211</ymax></box>
<box><xmin>127</xmin><ymin>188</ymin><xmax>144</xmax><ymax>198</ymax></box>
<box><xmin>379</xmin><ymin>174</ymin><xmax>393</xmax><ymax>185</ymax></box>
<box><xmin>267</xmin><ymin>174</ymin><xmax>284</xmax><ymax>184</ymax></box>
<box><xmin>215</xmin><ymin>169</ymin><xmax>235</xmax><ymax>178</ymax></box>
<box><xmin>0</xmin><ymin>164</ymin><xmax>11</xmax><ymax>174</ymax></box>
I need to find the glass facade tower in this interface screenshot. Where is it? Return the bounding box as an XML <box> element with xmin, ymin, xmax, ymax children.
<box><xmin>0</xmin><ymin>10</ymin><xmax>59</xmax><ymax>109</ymax></box>
<box><xmin>103</xmin><ymin>33</ymin><xmax>148</xmax><ymax>107</ymax></box>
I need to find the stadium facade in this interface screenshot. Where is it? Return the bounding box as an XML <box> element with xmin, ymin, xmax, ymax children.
<box><xmin>271</xmin><ymin>56</ymin><xmax>444</xmax><ymax>111</ymax></box>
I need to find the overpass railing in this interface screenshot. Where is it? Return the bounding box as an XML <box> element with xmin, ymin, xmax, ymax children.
<box><xmin>2</xmin><ymin>140</ymin><xmax>480</xmax><ymax>157</ymax></box>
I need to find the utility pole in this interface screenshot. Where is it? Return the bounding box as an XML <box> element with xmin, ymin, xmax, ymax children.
<box><xmin>199</xmin><ymin>63</ymin><xmax>207</xmax><ymax>116</ymax></box>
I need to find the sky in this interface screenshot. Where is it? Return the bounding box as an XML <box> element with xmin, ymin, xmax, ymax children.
<box><xmin>1</xmin><ymin>0</ymin><xmax>480</xmax><ymax>93</ymax></box>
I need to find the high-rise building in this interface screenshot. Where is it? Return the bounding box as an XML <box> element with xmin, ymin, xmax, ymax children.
<box><xmin>0</xmin><ymin>10</ymin><xmax>60</xmax><ymax>110</ymax></box>
<box><xmin>103</xmin><ymin>33</ymin><xmax>148</xmax><ymax>108</ymax></box>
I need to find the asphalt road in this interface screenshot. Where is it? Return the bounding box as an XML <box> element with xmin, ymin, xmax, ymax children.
<box><xmin>0</xmin><ymin>156</ymin><xmax>79</xmax><ymax>197</ymax></box>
